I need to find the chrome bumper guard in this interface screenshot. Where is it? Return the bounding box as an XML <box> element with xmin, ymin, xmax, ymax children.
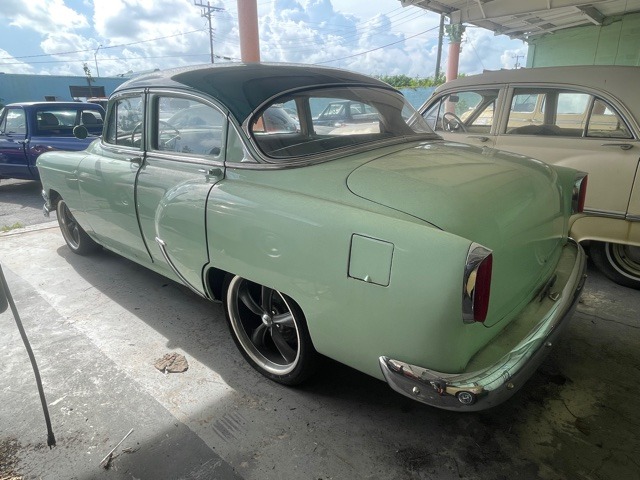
<box><xmin>379</xmin><ymin>240</ymin><xmax>587</xmax><ymax>411</ymax></box>
<box><xmin>41</xmin><ymin>190</ymin><xmax>53</xmax><ymax>218</ymax></box>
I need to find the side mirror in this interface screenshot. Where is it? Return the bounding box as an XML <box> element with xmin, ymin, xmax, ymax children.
<box><xmin>73</xmin><ymin>125</ymin><xmax>88</xmax><ymax>139</ymax></box>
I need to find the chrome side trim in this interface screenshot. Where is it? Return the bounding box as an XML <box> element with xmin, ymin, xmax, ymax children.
<box><xmin>155</xmin><ymin>237</ymin><xmax>206</xmax><ymax>298</ymax></box>
<box><xmin>625</xmin><ymin>214</ymin><xmax>640</xmax><ymax>222</ymax></box>
<box><xmin>582</xmin><ymin>208</ymin><xmax>626</xmax><ymax>219</ymax></box>
<box><xmin>380</xmin><ymin>239</ymin><xmax>587</xmax><ymax>411</ymax></box>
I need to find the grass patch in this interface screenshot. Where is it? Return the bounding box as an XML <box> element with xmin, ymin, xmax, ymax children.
<box><xmin>0</xmin><ymin>223</ymin><xmax>24</xmax><ymax>233</ymax></box>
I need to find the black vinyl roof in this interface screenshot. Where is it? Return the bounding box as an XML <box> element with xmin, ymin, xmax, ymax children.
<box><xmin>114</xmin><ymin>62</ymin><xmax>395</xmax><ymax>123</ymax></box>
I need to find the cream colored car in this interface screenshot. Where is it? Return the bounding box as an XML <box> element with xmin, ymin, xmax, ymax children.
<box><xmin>421</xmin><ymin>66</ymin><xmax>640</xmax><ymax>289</ymax></box>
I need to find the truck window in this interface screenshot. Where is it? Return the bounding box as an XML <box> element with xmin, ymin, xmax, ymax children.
<box><xmin>1</xmin><ymin>108</ymin><xmax>26</xmax><ymax>136</ymax></box>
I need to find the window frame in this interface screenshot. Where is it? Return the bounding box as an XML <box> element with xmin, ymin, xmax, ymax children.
<box><xmin>147</xmin><ymin>91</ymin><xmax>228</xmax><ymax>161</ymax></box>
<box><xmin>103</xmin><ymin>91</ymin><xmax>146</xmax><ymax>150</ymax></box>
<box><xmin>500</xmin><ymin>85</ymin><xmax>637</xmax><ymax>140</ymax></box>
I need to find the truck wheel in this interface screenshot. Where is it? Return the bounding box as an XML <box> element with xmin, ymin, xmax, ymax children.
<box><xmin>56</xmin><ymin>199</ymin><xmax>100</xmax><ymax>255</ymax></box>
<box><xmin>223</xmin><ymin>274</ymin><xmax>318</xmax><ymax>385</ymax></box>
<box><xmin>590</xmin><ymin>241</ymin><xmax>640</xmax><ymax>290</ymax></box>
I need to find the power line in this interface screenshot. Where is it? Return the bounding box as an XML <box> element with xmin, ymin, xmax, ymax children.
<box><xmin>0</xmin><ymin>28</ymin><xmax>207</xmax><ymax>61</ymax></box>
<box><xmin>314</xmin><ymin>25</ymin><xmax>440</xmax><ymax>65</ymax></box>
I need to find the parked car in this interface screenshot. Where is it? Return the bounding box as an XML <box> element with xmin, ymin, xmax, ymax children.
<box><xmin>37</xmin><ymin>64</ymin><xmax>587</xmax><ymax>411</ymax></box>
<box><xmin>0</xmin><ymin>102</ymin><xmax>104</xmax><ymax>182</ymax></box>
<box><xmin>313</xmin><ymin>100</ymin><xmax>380</xmax><ymax>127</ymax></box>
<box><xmin>419</xmin><ymin>66</ymin><xmax>640</xmax><ymax>289</ymax></box>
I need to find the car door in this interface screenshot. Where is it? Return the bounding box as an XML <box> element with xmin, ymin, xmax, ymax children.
<box><xmin>76</xmin><ymin>91</ymin><xmax>151</xmax><ymax>263</ymax></box>
<box><xmin>135</xmin><ymin>92</ymin><xmax>226</xmax><ymax>297</ymax></box>
<box><xmin>0</xmin><ymin>106</ymin><xmax>31</xmax><ymax>179</ymax></box>
<box><xmin>494</xmin><ymin>87</ymin><xmax>640</xmax><ymax>218</ymax></box>
<box><xmin>421</xmin><ymin>88</ymin><xmax>502</xmax><ymax>148</ymax></box>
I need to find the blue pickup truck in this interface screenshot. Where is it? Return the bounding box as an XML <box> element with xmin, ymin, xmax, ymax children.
<box><xmin>0</xmin><ymin>102</ymin><xmax>104</xmax><ymax>182</ymax></box>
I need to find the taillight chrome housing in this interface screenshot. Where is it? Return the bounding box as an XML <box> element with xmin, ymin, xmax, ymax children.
<box><xmin>462</xmin><ymin>243</ymin><xmax>493</xmax><ymax>323</ymax></box>
<box><xmin>572</xmin><ymin>173</ymin><xmax>588</xmax><ymax>214</ymax></box>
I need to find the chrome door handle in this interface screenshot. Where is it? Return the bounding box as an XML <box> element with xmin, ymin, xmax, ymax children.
<box><xmin>128</xmin><ymin>156</ymin><xmax>142</xmax><ymax>165</ymax></box>
<box><xmin>198</xmin><ymin>167</ymin><xmax>223</xmax><ymax>177</ymax></box>
<box><xmin>467</xmin><ymin>135</ymin><xmax>489</xmax><ymax>142</ymax></box>
<box><xmin>601</xmin><ymin>143</ymin><xmax>633</xmax><ymax>150</ymax></box>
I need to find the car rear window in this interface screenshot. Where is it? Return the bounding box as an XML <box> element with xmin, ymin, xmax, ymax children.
<box><xmin>250</xmin><ymin>86</ymin><xmax>435</xmax><ymax>161</ymax></box>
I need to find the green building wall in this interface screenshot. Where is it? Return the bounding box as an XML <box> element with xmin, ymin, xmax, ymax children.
<box><xmin>527</xmin><ymin>12</ymin><xmax>640</xmax><ymax>67</ymax></box>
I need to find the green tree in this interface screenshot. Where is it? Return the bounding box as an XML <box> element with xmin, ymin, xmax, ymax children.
<box><xmin>374</xmin><ymin>74</ymin><xmax>446</xmax><ymax>88</ymax></box>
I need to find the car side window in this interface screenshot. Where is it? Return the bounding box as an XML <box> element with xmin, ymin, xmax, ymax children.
<box><xmin>105</xmin><ymin>95</ymin><xmax>144</xmax><ymax>148</ymax></box>
<box><xmin>0</xmin><ymin>108</ymin><xmax>26</xmax><ymax>136</ymax></box>
<box><xmin>422</xmin><ymin>90</ymin><xmax>498</xmax><ymax>134</ymax></box>
<box><xmin>153</xmin><ymin>97</ymin><xmax>225</xmax><ymax>157</ymax></box>
<box><xmin>586</xmin><ymin>98</ymin><xmax>632</xmax><ymax>139</ymax></box>
<box><xmin>506</xmin><ymin>89</ymin><xmax>633</xmax><ymax>139</ymax></box>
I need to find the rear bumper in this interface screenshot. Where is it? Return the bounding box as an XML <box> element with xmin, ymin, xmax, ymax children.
<box><xmin>379</xmin><ymin>239</ymin><xmax>587</xmax><ymax>411</ymax></box>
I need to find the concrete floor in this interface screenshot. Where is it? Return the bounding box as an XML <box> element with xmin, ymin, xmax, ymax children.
<box><xmin>1</xmin><ymin>183</ymin><xmax>640</xmax><ymax>479</ymax></box>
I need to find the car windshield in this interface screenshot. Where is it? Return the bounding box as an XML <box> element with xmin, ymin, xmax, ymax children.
<box><xmin>250</xmin><ymin>86</ymin><xmax>435</xmax><ymax>161</ymax></box>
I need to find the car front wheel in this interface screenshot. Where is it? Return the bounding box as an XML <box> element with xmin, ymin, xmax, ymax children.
<box><xmin>590</xmin><ymin>241</ymin><xmax>640</xmax><ymax>289</ymax></box>
<box><xmin>223</xmin><ymin>275</ymin><xmax>318</xmax><ymax>385</ymax></box>
<box><xmin>56</xmin><ymin>199</ymin><xmax>100</xmax><ymax>255</ymax></box>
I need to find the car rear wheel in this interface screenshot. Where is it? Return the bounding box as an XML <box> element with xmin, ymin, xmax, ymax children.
<box><xmin>590</xmin><ymin>241</ymin><xmax>640</xmax><ymax>290</ymax></box>
<box><xmin>223</xmin><ymin>274</ymin><xmax>318</xmax><ymax>385</ymax></box>
<box><xmin>56</xmin><ymin>199</ymin><xmax>100</xmax><ymax>255</ymax></box>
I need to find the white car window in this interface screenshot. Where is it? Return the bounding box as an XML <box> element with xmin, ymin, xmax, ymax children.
<box><xmin>506</xmin><ymin>89</ymin><xmax>634</xmax><ymax>139</ymax></box>
<box><xmin>587</xmin><ymin>98</ymin><xmax>632</xmax><ymax>139</ymax></box>
<box><xmin>423</xmin><ymin>90</ymin><xmax>498</xmax><ymax>134</ymax></box>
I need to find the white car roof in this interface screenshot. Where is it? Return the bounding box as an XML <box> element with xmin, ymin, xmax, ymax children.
<box><xmin>433</xmin><ymin>65</ymin><xmax>640</xmax><ymax>122</ymax></box>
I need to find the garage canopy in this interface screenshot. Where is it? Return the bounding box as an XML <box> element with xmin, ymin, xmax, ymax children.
<box><xmin>400</xmin><ymin>0</ymin><xmax>640</xmax><ymax>39</ymax></box>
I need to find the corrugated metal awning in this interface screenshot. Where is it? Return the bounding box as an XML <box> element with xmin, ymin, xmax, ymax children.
<box><xmin>400</xmin><ymin>0</ymin><xmax>640</xmax><ymax>39</ymax></box>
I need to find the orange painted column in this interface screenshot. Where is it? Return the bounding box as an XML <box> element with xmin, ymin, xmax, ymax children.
<box><xmin>446</xmin><ymin>41</ymin><xmax>460</xmax><ymax>82</ymax></box>
<box><xmin>445</xmin><ymin>24</ymin><xmax>465</xmax><ymax>82</ymax></box>
<box><xmin>237</xmin><ymin>0</ymin><xmax>260</xmax><ymax>62</ymax></box>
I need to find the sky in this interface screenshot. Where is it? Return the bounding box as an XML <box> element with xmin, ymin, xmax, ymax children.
<box><xmin>0</xmin><ymin>0</ymin><xmax>527</xmax><ymax>79</ymax></box>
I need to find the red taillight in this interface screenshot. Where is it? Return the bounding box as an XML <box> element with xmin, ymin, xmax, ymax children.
<box><xmin>462</xmin><ymin>244</ymin><xmax>493</xmax><ymax>323</ymax></box>
<box><xmin>573</xmin><ymin>174</ymin><xmax>588</xmax><ymax>214</ymax></box>
<box><xmin>473</xmin><ymin>254</ymin><xmax>493</xmax><ymax>323</ymax></box>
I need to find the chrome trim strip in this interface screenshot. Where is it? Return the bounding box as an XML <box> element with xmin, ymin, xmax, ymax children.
<box><xmin>625</xmin><ymin>215</ymin><xmax>640</xmax><ymax>222</ymax></box>
<box><xmin>380</xmin><ymin>239</ymin><xmax>587</xmax><ymax>411</ymax></box>
<box><xmin>583</xmin><ymin>208</ymin><xmax>626</xmax><ymax>219</ymax></box>
<box><xmin>155</xmin><ymin>237</ymin><xmax>206</xmax><ymax>298</ymax></box>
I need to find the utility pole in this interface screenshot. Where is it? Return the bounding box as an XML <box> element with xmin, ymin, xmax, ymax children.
<box><xmin>194</xmin><ymin>1</ymin><xmax>225</xmax><ymax>64</ymax></box>
<box><xmin>512</xmin><ymin>54</ymin><xmax>524</xmax><ymax>69</ymax></box>
<box><xmin>434</xmin><ymin>13</ymin><xmax>445</xmax><ymax>82</ymax></box>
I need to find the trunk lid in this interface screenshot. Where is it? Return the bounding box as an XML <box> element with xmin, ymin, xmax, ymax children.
<box><xmin>346</xmin><ymin>141</ymin><xmax>567</xmax><ymax>327</ymax></box>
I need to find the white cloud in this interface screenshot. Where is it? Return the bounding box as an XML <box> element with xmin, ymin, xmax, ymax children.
<box><xmin>457</xmin><ymin>27</ymin><xmax>527</xmax><ymax>75</ymax></box>
<box><xmin>0</xmin><ymin>48</ymin><xmax>35</xmax><ymax>74</ymax></box>
<box><xmin>1</xmin><ymin>0</ymin><xmax>88</xmax><ymax>33</ymax></box>
<box><xmin>0</xmin><ymin>0</ymin><xmax>530</xmax><ymax>79</ymax></box>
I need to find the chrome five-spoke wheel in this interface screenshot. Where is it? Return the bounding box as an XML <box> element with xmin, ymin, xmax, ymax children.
<box><xmin>223</xmin><ymin>275</ymin><xmax>317</xmax><ymax>385</ymax></box>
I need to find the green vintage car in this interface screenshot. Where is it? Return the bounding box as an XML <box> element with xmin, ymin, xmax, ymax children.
<box><xmin>37</xmin><ymin>64</ymin><xmax>587</xmax><ymax>410</ymax></box>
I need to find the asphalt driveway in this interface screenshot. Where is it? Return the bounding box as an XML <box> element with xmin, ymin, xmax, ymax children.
<box><xmin>1</xmin><ymin>180</ymin><xmax>639</xmax><ymax>479</ymax></box>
